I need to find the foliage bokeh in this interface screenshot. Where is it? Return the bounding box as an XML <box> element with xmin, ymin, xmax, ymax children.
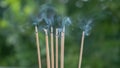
<box><xmin>0</xmin><ymin>0</ymin><xmax>120</xmax><ymax>68</ymax></box>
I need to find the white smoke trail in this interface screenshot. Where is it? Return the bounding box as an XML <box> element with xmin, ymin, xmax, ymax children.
<box><xmin>79</xmin><ymin>17</ymin><xmax>94</xmax><ymax>36</ymax></box>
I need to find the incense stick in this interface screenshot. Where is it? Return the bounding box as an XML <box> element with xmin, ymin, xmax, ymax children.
<box><xmin>78</xmin><ymin>31</ymin><xmax>85</xmax><ymax>68</ymax></box>
<box><xmin>35</xmin><ymin>26</ymin><xmax>42</xmax><ymax>68</ymax></box>
<box><xmin>51</xmin><ymin>27</ymin><xmax>54</xmax><ymax>68</ymax></box>
<box><xmin>44</xmin><ymin>29</ymin><xmax>51</xmax><ymax>68</ymax></box>
<box><xmin>61</xmin><ymin>27</ymin><xmax>65</xmax><ymax>68</ymax></box>
<box><xmin>56</xmin><ymin>29</ymin><xmax>58</xmax><ymax>68</ymax></box>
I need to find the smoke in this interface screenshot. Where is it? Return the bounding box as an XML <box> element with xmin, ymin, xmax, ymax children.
<box><xmin>40</xmin><ymin>4</ymin><xmax>56</xmax><ymax>26</ymax></box>
<box><xmin>62</xmin><ymin>17</ymin><xmax>72</xmax><ymax>27</ymax></box>
<box><xmin>32</xmin><ymin>4</ymin><xmax>57</xmax><ymax>29</ymax></box>
<box><xmin>33</xmin><ymin>4</ymin><xmax>72</xmax><ymax>33</ymax></box>
<box><xmin>78</xmin><ymin>17</ymin><xmax>94</xmax><ymax>36</ymax></box>
<box><xmin>55</xmin><ymin>16</ymin><xmax>72</xmax><ymax>29</ymax></box>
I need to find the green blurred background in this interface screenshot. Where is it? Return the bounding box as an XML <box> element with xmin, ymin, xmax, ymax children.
<box><xmin>0</xmin><ymin>0</ymin><xmax>120</xmax><ymax>68</ymax></box>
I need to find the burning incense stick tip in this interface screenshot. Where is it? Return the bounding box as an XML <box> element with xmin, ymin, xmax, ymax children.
<box><xmin>44</xmin><ymin>29</ymin><xmax>48</xmax><ymax>35</ymax></box>
<box><xmin>51</xmin><ymin>27</ymin><xmax>53</xmax><ymax>32</ymax></box>
<box><xmin>63</xmin><ymin>27</ymin><xmax>65</xmax><ymax>32</ymax></box>
<box><xmin>35</xmin><ymin>26</ymin><xmax>38</xmax><ymax>32</ymax></box>
<box><xmin>56</xmin><ymin>29</ymin><xmax>58</xmax><ymax>36</ymax></box>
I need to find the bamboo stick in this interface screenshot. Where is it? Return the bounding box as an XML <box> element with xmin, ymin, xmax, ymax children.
<box><xmin>51</xmin><ymin>27</ymin><xmax>54</xmax><ymax>68</ymax></box>
<box><xmin>78</xmin><ymin>31</ymin><xmax>85</xmax><ymax>68</ymax></box>
<box><xmin>44</xmin><ymin>29</ymin><xmax>51</xmax><ymax>68</ymax></box>
<box><xmin>61</xmin><ymin>27</ymin><xmax>65</xmax><ymax>68</ymax></box>
<box><xmin>56</xmin><ymin>29</ymin><xmax>58</xmax><ymax>68</ymax></box>
<box><xmin>35</xmin><ymin>26</ymin><xmax>42</xmax><ymax>68</ymax></box>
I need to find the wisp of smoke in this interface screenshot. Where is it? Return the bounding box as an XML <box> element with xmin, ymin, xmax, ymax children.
<box><xmin>79</xmin><ymin>17</ymin><xmax>94</xmax><ymax>36</ymax></box>
<box><xmin>32</xmin><ymin>4</ymin><xmax>72</xmax><ymax>34</ymax></box>
<box><xmin>62</xmin><ymin>17</ymin><xmax>72</xmax><ymax>28</ymax></box>
<box><xmin>32</xmin><ymin>4</ymin><xmax>57</xmax><ymax>30</ymax></box>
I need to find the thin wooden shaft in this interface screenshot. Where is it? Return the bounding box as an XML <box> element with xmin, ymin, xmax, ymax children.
<box><xmin>51</xmin><ymin>27</ymin><xmax>54</xmax><ymax>68</ymax></box>
<box><xmin>56</xmin><ymin>29</ymin><xmax>58</xmax><ymax>68</ymax></box>
<box><xmin>61</xmin><ymin>27</ymin><xmax>65</xmax><ymax>68</ymax></box>
<box><xmin>44</xmin><ymin>29</ymin><xmax>51</xmax><ymax>68</ymax></box>
<box><xmin>35</xmin><ymin>26</ymin><xmax>42</xmax><ymax>68</ymax></box>
<box><xmin>78</xmin><ymin>31</ymin><xmax>85</xmax><ymax>68</ymax></box>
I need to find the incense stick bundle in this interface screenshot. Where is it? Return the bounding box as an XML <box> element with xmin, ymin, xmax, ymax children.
<box><xmin>35</xmin><ymin>26</ymin><xmax>42</xmax><ymax>68</ymax></box>
<box><xmin>61</xmin><ymin>27</ymin><xmax>65</xmax><ymax>68</ymax></box>
<box><xmin>51</xmin><ymin>27</ymin><xmax>54</xmax><ymax>68</ymax></box>
<box><xmin>44</xmin><ymin>29</ymin><xmax>51</xmax><ymax>68</ymax></box>
<box><xmin>56</xmin><ymin>29</ymin><xmax>58</xmax><ymax>68</ymax></box>
<box><xmin>78</xmin><ymin>31</ymin><xmax>85</xmax><ymax>68</ymax></box>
